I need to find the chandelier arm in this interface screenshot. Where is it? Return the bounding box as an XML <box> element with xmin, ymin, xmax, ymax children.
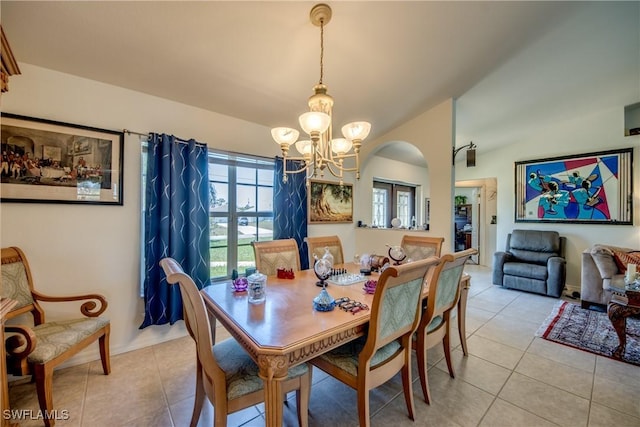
<box><xmin>284</xmin><ymin>165</ymin><xmax>312</xmax><ymax>175</ymax></box>
<box><xmin>324</xmin><ymin>162</ymin><xmax>344</xmax><ymax>179</ymax></box>
<box><xmin>282</xmin><ymin>154</ymin><xmax>311</xmax><ymax>163</ymax></box>
<box><xmin>281</xmin><ymin>154</ymin><xmax>312</xmax><ymax>175</ymax></box>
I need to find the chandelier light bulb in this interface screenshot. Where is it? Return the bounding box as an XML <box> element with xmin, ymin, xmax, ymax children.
<box><xmin>331</xmin><ymin>138</ymin><xmax>352</xmax><ymax>155</ymax></box>
<box><xmin>342</xmin><ymin>121</ymin><xmax>371</xmax><ymax>142</ymax></box>
<box><xmin>295</xmin><ymin>140</ymin><xmax>313</xmax><ymax>156</ymax></box>
<box><xmin>299</xmin><ymin>111</ymin><xmax>331</xmax><ymax>136</ymax></box>
<box><xmin>271</xmin><ymin>127</ymin><xmax>300</xmax><ymax>146</ymax></box>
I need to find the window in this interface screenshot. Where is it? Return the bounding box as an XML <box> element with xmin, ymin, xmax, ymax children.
<box><xmin>141</xmin><ymin>144</ymin><xmax>275</xmax><ymax>290</ymax></box>
<box><xmin>208</xmin><ymin>150</ymin><xmax>274</xmax><ymax>281</ymax></box>
<box><xmin>372</xmin><ymin>180</ymin><xmax>416</xmax><ymax>228</ymax></box>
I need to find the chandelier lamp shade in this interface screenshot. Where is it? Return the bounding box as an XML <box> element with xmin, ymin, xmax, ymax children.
<box><xmin>271</xmin><ymin>3</ymin><xmax>371</xmax><ymax>184</ymax></box>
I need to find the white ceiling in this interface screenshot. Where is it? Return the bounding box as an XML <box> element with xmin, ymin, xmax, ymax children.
<box><xmin>1</xmin><ymin>1</ymin><xmax>638</xmax><ymax>166</ymax></box>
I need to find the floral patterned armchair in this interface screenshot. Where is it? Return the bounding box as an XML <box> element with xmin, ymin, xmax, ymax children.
<box><xmin>1</xmin><ymin>246</ymin><xmax>110</xmax><ymax>427</ymax></box>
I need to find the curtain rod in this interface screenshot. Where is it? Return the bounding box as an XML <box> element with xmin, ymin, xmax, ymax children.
<box><xmin>123</xmin><ymin>129</ymin><xmax>148</xmax><ymax>137</ymax></box>
<box><xmin>124</xmin><ymin>129</ymin><xmax>207</xmax><ymax>147</ymax></box>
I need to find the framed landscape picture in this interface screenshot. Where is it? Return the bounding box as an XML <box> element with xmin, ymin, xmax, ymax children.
<box><xmin>308</xmin><ymin>179</ymin><xmax>353</xmax><ymax>223</ymax></box>
<box><xmin>515</xmin><ymin>148</ymin><xmax>633</xmax><ymax>224</ymax></box>
<box><xmin>1</xmin><ymin>113</ymin><xmax>124</xmax><ymax>205</ymax></box>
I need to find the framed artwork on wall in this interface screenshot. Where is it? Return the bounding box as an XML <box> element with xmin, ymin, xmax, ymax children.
<box><xmin>308</xmin><ymin>179</ymin><xmax>353</xmax><ymax>223</ymax></box>
<box><xmin>1</xmin><ymin>113</ymin><xmax>124</xmax><ymax>205</ymax></box>
<box><xmin>514</xmin><ymin>148</ymin><xmax>633</xmax><ymax>224</ymax></box>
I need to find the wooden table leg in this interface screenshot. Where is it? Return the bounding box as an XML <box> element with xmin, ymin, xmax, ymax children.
<box><xmin>258</xmin><ymin>355</ymin><xmax>288</xmax><ymax>427</ymax></box>
<box><xmin>458</xmin><ymin>274</ymin><xmax>471</xmax><ymax>356</ymax></box>
<box><xmin>607</xmin><ymin>302</ymin><xmax>633</xmax><ymax>359</ymax></box>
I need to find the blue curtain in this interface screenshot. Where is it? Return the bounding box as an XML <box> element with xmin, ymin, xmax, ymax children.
<box><xmin>140</xmin><ymin>133</ymin><xmax>210</xmax><ymax>328</ymax></box>
<box><xmin>273</xmin><ymin>158</ymin><xmax>309</xmax><ymax>269</ymax></box>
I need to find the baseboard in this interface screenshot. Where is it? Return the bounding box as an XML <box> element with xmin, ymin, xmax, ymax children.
<box><xmin>563</xmin><ymin>283</ymin><xmax>581</xmax><ymax>301</ymax></box>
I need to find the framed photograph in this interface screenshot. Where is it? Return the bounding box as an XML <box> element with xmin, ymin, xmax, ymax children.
<box><xmin>515</xmin><ymin>148</ymin><xmax>633</xmax><ymax>224</ymax></box>
<box><xmin>1</xmin><ymin>113</ymin><xmax>124</xmax><ymax>205</ymax></box>
<box><xmin>309</xmin><ymin>179</ymin><xmax>353</xmax><ymax>223</ymax></box>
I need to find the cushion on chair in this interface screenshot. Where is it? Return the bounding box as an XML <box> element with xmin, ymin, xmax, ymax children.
<box><xmin>509</xmin><ymin>230</ymin><xmax>560</xmax><ymax>253</ymax></box>
<box><xmin>435</xmin><ymin>266</ymin><xmax>464</xmax><ymax>310</ymax></box>
<box><xmin>379</xmin><ymin>277</ymin><xmax>423</xmax><ymax>341</ymax></box>
<box><xmin>508</xmin><ymin>230</ymin><xmax>560</xmax><ymax>265</ymax></box>
<box><xmin>1</xmin><ymin>261</ymin><xmax>36</xmax><ymax>309</ymax></box>
<box><xmin>427</xmin><ymin>315</ymin><xmax>443</xmax><ymax>333</ymax></box>
<box><xmin>27</xmin><ymin>317</ymin><xmax>110</xmax><ymax>364</ymax></box>
<box><xmin>503</xmin><ymin>262</ymin><xmax>548</xmax><ymax>281</ymax></box>
<box><xmin>213</xmin><ymin>338</ymin><xmax>308</xmax><ymax>400</ymax></box>
<box><xmin>612</xmin><ymin>251</ymin><xmax>640</xmax><ymax>273</ymax></box>
<box><xmin>315</xmin><ymin>336</ymin><xmax>401</xmax><ymax>377</ymax></box>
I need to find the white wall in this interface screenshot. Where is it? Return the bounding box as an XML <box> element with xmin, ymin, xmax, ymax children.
<box><xmin>456</xmin><ymin>107</ymin><xmax>640</xmax><ymax>292</ymax></box>
<box><xmin>1</xmin><ymin>64</ymin><xmax>281</xmax><ymax>365</ymax></box>
<box><xmin>355</xmin><ymin>99</ymin><xmax>455</xmax><ymax>257</ymax></box>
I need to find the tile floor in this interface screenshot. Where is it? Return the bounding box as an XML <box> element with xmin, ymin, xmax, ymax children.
<box><xmin>7</xmin><ymin>265</ymin><xmax>640</xmax><ymax>427</ymax></box>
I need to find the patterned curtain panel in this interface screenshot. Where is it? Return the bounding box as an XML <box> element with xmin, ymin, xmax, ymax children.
<box><xmin>273</xmin><ymin>157</ymin><xmax>309</xmax><ymax>269</ymax></box>
<box><xmin>140</xmin><ymin>133</ymin><xmax>210</xmax><ymax>328</ymax></box>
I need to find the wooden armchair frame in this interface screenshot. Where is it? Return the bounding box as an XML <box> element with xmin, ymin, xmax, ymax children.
<box><xmin>1</xmin><ymin>246</ymin><xmax>110</xmax><ymax>427</ymax></box>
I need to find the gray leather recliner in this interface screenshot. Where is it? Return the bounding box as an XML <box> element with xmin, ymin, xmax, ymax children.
<box><xmin>493</xmin><ymin>229</ymin><xmax>566</xmax><ymax>297</ymax></box>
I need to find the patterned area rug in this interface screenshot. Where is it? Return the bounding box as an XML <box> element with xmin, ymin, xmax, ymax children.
<box><xmin>536</xmin><ymin>301</ymin><xmax>640</xmax><ymax>366</ymax></box>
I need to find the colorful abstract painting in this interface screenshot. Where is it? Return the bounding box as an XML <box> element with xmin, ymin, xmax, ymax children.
<box><xmin>515</xmin><ymin>148</ymin><xmax>633</xmax><ymax>224</ymax></box>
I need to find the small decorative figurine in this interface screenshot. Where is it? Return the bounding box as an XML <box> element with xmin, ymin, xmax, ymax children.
<box><xmin>363</xmin><ymin>279</ymin><xmax>377</xmax><ymax>294</ymax></box>
<box><xmin>277</xmin><ymin>268</ymin><xmax>295</xmax><ymax>279</ymax></box>
<box><xmin>387</xmin><ymin>245</ymin><xmax>406</xmax><ymax>265</ymax></box>
<box><xmin>312</xmin><ymin>284</ymin><xmax>335</xmax><ymax>312</ymax></box>
<box><xmin>231</xmin><ymin>277</ymin><xmax>248</xmax><ymax>293</ymax></box>
<box><xmin>313</xmin><ymin>249</ymin><xmax>333</xmax><ymax>287</ymax></box>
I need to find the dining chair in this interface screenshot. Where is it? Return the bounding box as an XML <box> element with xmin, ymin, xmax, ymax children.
<box><xmin>1</xmin><ymin>246</ymin><xmax>110</xmax><ymax>427</ymax></box>
<box><xmin>400</xmin><ymin>235</ymin><xmax>444</xmax><ymax>261</ymax></box>
<box><xmin>413</xmin><ymin>248</ymin><xmax>477</xmax><ymax>405</ymax></box>
<box><xmin>252</xmin><ymin>238</ymin><xmax>301</xmax><ymax>276</ymax></box>
<box><xmin>310</xmin><ymin>257</ymin><xmax>439</xmax><ymax>427</ymax></box>
<box><xmin>305</xmin><ymin>235</ymin><xmax>344</xmax><ymax>267</ymax></box>
<box><xmin>159</xmin><ymin>257</ymin><xmax>311</xmax><ymax>427</ymax></box>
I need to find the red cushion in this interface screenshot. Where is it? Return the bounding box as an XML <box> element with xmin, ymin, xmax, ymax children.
<box><xmin>612</xmin><ymin>251</ymin><xmax>640</xmax><ymax>273</ymax></box>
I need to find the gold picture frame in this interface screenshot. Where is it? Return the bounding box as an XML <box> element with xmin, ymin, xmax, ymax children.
<box><xmin>308</xmin><ymin>179</ymin><xmax>353</xmax><ymax>223</ymax></box>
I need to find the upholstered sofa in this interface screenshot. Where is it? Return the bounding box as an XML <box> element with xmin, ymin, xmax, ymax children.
<box><xmin>580</xmin><ymin>244</ymin><xmax>637</xmax><ymax>309</ymax></box>
<box><xmin>493</xmin><ymin>229</ymin><xmax>566</xmax><ymax>297</ymax></box>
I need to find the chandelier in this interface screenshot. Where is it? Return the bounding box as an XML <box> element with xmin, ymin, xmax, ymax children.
<box><xmin>271</xmin><ymin>3</ymin><xmax>371</xmax><ymax>184</ymax></box>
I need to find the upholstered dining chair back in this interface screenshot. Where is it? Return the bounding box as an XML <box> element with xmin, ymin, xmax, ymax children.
<box><xmin>414</xmin><ymin>248</ymin><xmax>476</xmax><ymax>404</ymax></box>
<box><xmin>400</xmin><ymin>235</ymin><xmax>444</xmax><ymax>261</ymax></box>
<box><xmin>1</xmin><ymin>246</ymin><xmax>111</xmax><ymax>427</ymax></box>
<box><xmin>310</xmin><ymin>257</ymin><xmax>438</xmax><ymax>427</ymax></box>
<box><xmin>252</xmin><ymin>238</ymin><xmax>301</xmax><ymax>276</ymax></box>
<box><xmin>305</xmin><ymin>235</ymin><xmax>344</xmax><ymax>267</ymax></box>
<box><xmin>159</xmin><ymin>257</ymin><xmax>310</xmax><ymax>427</ymax></box>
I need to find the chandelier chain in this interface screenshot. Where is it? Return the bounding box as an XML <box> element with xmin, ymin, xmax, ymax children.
<box><xmin>319</xmin><ymin>19</ymin><xmax>324</xmax><ymax>84</ymax></box>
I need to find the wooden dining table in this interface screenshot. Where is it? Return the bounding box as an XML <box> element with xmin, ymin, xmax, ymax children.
<box><xmin>200</xmin><ymin>264</ymin><xmax>471</xmax><ymax>426</ymax></box>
